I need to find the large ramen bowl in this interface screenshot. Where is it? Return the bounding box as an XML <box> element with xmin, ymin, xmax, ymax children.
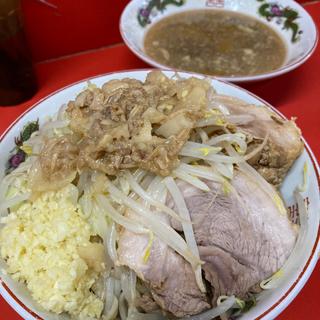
<box><xmin>0</xmin><ymin>70</ymin><xmax>319</xmax><ymax>320</ymax></box>
<box><xmin>120</xmin><ymin>0</ymin><xmax>318</xmax><ymax>82</ymax></box>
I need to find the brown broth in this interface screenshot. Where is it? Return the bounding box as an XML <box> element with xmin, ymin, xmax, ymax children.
<box><xmin>144</xmin><ymin>10</ymin><xmax>287</xmax><ymax>77</ymax></box>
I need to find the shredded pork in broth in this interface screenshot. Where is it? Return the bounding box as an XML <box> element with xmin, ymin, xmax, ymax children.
<box><xmin>0</xmin><ymin>72</ymin><xmax>305</xmax><ymax>320</ymax></box>
<box><xmin>144</xmin><ymin>10</ymin><xmax>287</xmax><ymax>77</ymax></box>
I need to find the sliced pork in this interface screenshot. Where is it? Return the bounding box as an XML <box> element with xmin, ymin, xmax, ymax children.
<box><xmin>168</xmin><ymin>171</ymin><xmax>297</xmax><ymax>303</ymax></box>
<box><xmin>118</xmin><ymin>169</ymin><xmax>297</xmax><ymax>316</ymax></box>
<box><xmin>117</xmin><ymin>214</ymin><xmax>210</xmax><ymax>317</ymax></box>
<box><xmin>212</xmin><ymin>95</ymin><xmax>303</xmax><ymax>186</ymax></box>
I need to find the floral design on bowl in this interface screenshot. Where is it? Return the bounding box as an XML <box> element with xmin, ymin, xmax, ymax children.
<box><xmin>137</xmin><ymin>0</ymin><xmax>185</xmax><ymax>27</ymax></box>
<box><xmin>6</xmin><ymin>120</ymin><xmax>39</xmax><ymax>173</ymax></box>
<box><xmin>206</xmin><ymin>0</ymin><xmax>225</xmax><ymax>8</ymax></box>
<box><xmin>257</xmin><ymin>0</ymin><xmax>302</xmax><ymax>42</ymax></box>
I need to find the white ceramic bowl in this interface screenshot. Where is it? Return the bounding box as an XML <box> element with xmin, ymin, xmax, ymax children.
<box><xmin>120</xmin><ymin>0</ymin><xmax>318</xmax><ymax>82</ymax></box>
<box><xmin>0</xmin><ymin>70</ymin><xmax>319</xmax><ymax>320</ymax></box>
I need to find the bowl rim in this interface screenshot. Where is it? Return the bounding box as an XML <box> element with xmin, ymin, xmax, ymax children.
<box><xmin>119</xmin><ymin>0</ymin><xmax>319</xmax><ymax>83</ymax></box>
<box><xmin>0</xmin><ymin>69</ymin><xmax>319</xmax><ymax>320</ymax></box>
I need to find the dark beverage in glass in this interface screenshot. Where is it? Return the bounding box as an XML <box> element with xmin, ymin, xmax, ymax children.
<box><xmin>0</xmin><ymin>0</ymin><xmax>37</xmax><ymax>106</ymax></box>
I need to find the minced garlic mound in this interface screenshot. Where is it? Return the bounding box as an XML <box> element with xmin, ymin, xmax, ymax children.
<box><xmin>0</xmin><ymin>184</ymin><xmax>104</xmax><ymax>319</ymax></box>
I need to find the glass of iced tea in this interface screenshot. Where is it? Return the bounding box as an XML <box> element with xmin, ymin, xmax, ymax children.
<box><xmin>0</xmin><ymin>0</ymin><xmax>37</xmax><ymax>106</ymax></box>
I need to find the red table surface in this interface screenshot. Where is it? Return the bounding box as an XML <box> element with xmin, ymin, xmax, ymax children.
<box><xmin>0</xmin><ymin>2</ymin><xmax>319</xmax><ymax>320</ymax></box>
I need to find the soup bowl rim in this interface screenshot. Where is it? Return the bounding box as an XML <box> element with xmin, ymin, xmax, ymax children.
<box><xmin>119</xmin><ymin>0</ymin><xmax>319</xmax><ymax>82</ymax></box>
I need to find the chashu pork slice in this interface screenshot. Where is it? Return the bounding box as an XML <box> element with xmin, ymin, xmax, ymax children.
<box><xmin>168</xmin><ymin>171</ymin><xmax>297</xmax><ymax>303</ymax></box>
<box><xmin>211</xmin><ymin>95</ymin><xmax>303</xmax><ymax>187</ymax></box>
<box><xmin>117</xmin><ymin>211</ymin><xmax>210</xmax><ymax>317</ymax></box>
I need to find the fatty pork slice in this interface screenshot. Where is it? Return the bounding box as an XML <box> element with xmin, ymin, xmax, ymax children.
<box><xmin>168</xmin><ymin>171</ymin><xmax>297</xmax><ymax>303</ymax></box>
<box><xmin>211</xmin><ymin>95</ymin><xmax>303</xmax><ymax>186</ymax></box>
<box><xmin>117</xmin><ymin>213</ymin><xmax>210</xmax><ymax>317</ymax></box>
